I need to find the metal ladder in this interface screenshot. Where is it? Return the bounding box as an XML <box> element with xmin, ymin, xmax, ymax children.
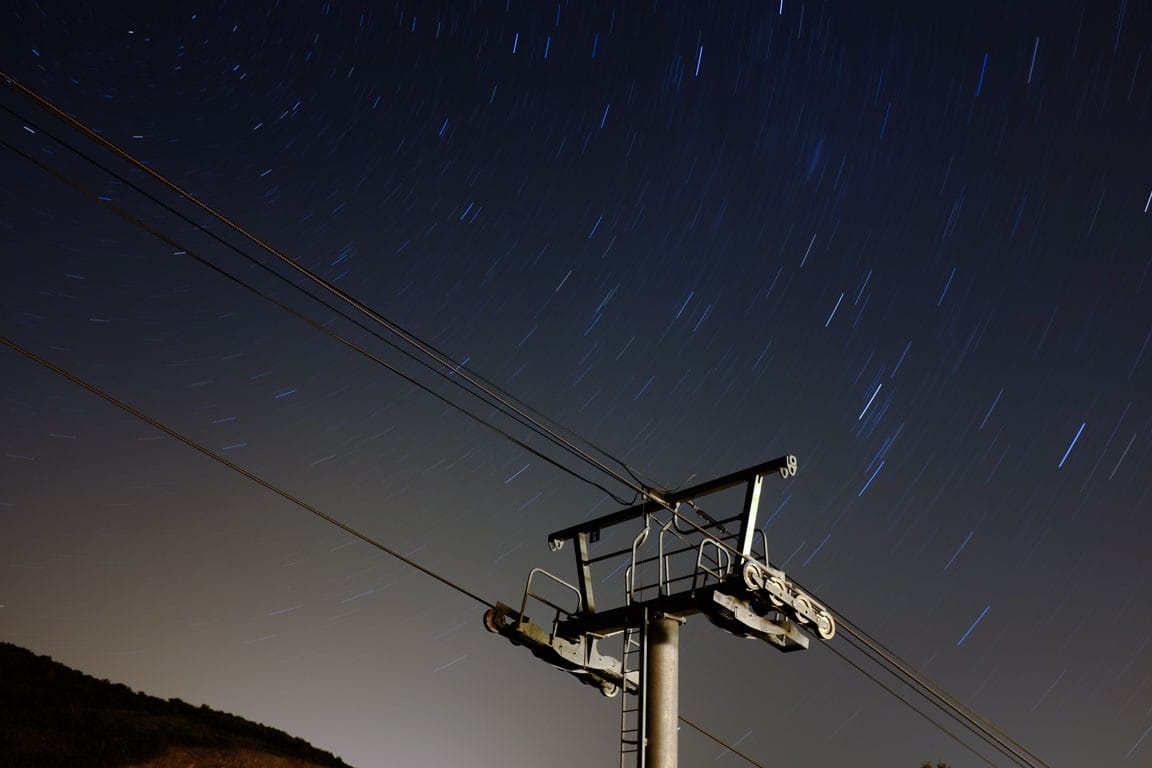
<box><xmin>619</xmin><ymin>611</ymin><xmax>647</xmax><ymax>768</ymax></box>
<box><xmin>619</xmin><ymin>521</ymin><xmax>653</xmax><ymax>768</ymax></box>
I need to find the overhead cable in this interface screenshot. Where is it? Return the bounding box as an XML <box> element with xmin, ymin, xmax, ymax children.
<box><xmin>0</xmin><ymin>99</ymin><xmax>636</xmax><ymax>506</ymax></box>
<box><xmin>1</xmin><ymin>71</ymin><xmax>653</xmax><ymax>501</ymax></box>
<box><xmin>0</xmin><ymin>133</ymin><xmax>631</xmax><ymax>506</ymax></box>
<box><xmin>818</xmin><ymin>634</ymin><xmax>1001</xmax><ymax>768</ymax></box>
<box><xmin>0</xmin><ymin>333</ymin><xmax>496</xmax><ymax>610</ymax></box>
<box><xmin>828</xmin><ymin>606</ymin><xmax>1048</xmax><ymax>768</ymax></box>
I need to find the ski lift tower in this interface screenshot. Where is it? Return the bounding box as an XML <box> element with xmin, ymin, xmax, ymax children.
<box><xmin>484</xmin><ymin>455</ymin><xmax>836</xmax><ymax>768</ymax></box>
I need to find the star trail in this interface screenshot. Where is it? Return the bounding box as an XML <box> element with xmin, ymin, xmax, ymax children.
<box><xmin>2</xmin><ymin>2</ymin><xmax>1151</xmax><ymax>767</ymax></box>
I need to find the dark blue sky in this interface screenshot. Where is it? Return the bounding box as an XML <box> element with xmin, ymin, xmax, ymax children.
<box><xmin>3</xmin><ymin>2</ymin><xmax>1151</xmax><ymax>766</ymax></box>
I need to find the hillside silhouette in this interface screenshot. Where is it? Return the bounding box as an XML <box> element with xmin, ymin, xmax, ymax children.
<box><xmin>0</xmin><ymin>642</ymin><xmax>353</xmax><ymax>768</ymax></box>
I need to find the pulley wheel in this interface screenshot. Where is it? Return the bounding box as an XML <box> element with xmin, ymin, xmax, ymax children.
<box><xmin>483</xmin><ymin>607</ymin><xmax>503</xmax><ymax>634</ymax></box>
<box><xmin>815</xmin><ymin>610</ymin><xmax>836</xmax><ymax>640</ymax></box>
<box><xmin>742</xmin><ymin>560</ymin><xmax>766</xmax><ymax>591</ymax></box>
<box><xmin>793</xmin><ymin>593</ymin><xmax>814</xmax><ymax>624</ymax></box>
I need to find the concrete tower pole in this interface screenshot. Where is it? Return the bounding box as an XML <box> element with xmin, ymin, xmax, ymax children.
<box><xmin>644</xmin><ymin>614</ymin><xmax>681</xmax><ymax>768</ymax></box>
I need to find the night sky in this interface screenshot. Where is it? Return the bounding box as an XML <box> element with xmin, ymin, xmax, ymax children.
<box><xmin>3</xmin><ymin>2</ymin><xmax>1151</xmax><ymax>766</ymax></box>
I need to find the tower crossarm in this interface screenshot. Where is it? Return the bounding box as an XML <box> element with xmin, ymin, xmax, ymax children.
<box><xmin>545</xmin><ymin>456</ymin><xmax>800</xmax><ymax>623</ymax></box>
<box><xmin>545</xmin><ymin>455</ymin><xmax>798</xmax><ymax>550</ymax></box>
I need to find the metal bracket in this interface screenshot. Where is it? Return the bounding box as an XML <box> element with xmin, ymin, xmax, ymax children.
<box><xmin>704</xmin><ymin>591</ymin><xmax>809</xmax><ymax>652</ymax></box>
<box><xmin>483</xmin><ymin>602</ymin><xmax>627</xmax><ymax>697</ymax></box>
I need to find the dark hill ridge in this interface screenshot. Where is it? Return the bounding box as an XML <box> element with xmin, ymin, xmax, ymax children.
<box><xmin>0</xmin><ymin>642</ymin><xmax>353</xmax><ymax>768</ymax></box>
